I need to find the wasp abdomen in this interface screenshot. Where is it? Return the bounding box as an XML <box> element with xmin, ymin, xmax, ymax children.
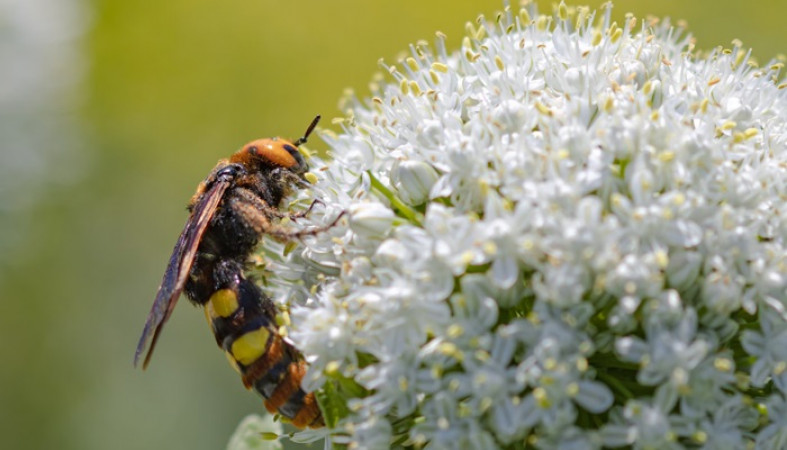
<box><xmin>203</xmin><ymin>276</ymin><xmax>323</xmax><ymax>428</ymax></box>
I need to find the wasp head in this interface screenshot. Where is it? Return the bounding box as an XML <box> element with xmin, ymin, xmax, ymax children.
<box><xmin>229</xmin><ymin>115</ymin><xmax>320</xmax><ymax>177</ymax></box>
<box><xmin>233</xmin><ymin>138</ymin><xmax>308</xmax><ymax>174</ymax></box>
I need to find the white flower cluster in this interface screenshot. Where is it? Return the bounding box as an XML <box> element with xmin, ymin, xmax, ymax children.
<box><xmin>257</xmin><ymin>2</ymin><xmax>787</xmax><ymax>449</ymax></box>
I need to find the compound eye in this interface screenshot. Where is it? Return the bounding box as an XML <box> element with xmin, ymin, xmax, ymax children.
<box><xmin>283</xmin><ymin>144</ymin><xmax>299</xmax><ymax>157</ymax></box>
<box><xmin>282</xmin><ymin>143</ymin><xmax>307</xmax><ymax>173</ymax></box>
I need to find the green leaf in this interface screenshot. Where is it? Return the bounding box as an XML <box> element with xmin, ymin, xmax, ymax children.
<box><xmin>315</xmin><ymin>380</ymin><xmax>350</xmax><ymax>429</ymax></box>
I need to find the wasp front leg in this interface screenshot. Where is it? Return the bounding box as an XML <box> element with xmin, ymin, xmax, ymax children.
<box><xmin>287</xmin><ymin>199</ymin><xmax>325</xmax><ymax>221</ymax></box>
<box><xmin>229</xmin><ymin>194</ymin><xmax>344</xmax><ymax>242</ymax></box>
<box><xmin>234</xmin><ymin>189</ymin><xmax>325</xmax><ymax>223</ymax></box>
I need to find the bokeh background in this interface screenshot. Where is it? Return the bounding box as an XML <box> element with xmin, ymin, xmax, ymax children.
<box><xmin>0</xmin><ymin>0</ymin><xmax>782</xmax><ymax>449</ymax></box>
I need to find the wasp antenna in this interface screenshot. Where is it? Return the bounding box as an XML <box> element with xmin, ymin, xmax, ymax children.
<box><xmin>294</xmin><ymin>115</ymin><xmax>321</xmax><ymax>147</ymax></box>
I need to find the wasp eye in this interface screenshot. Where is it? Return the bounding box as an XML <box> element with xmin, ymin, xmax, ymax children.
<box><xmin>282</xmin><ymin>143</ymin><xmax>307</xmax><ymax>173</ymax></box>
<box><xmin>283</xmin><ymin>144</ymin><xmax>298</xmax><ymax>156</ymax></box>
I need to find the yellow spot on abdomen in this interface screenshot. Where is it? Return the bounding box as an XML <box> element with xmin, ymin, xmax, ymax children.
<box><xmin>231</xmin><ymin>327</ymin><xmax>271</xmax><ymax>366</ymax></box>
<box><xmin>206</xmin><ymin>289</ymin><xmax>239</xmax><ymax>320</ymax></box>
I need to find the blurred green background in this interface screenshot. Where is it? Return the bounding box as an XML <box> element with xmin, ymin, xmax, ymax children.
<box><xmin>0</xmin><ymin>0</ymin><xmax>782</xmax><ymax>449</ymax></box>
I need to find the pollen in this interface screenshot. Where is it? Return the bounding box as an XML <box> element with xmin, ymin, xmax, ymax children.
<box><xmin>409</xmin><ymin>81</ymin><xmax>422</xmax><ymax>96</ymax></box>
<box><xmin>455</xmin><ymin>251</ymin><xmax>473</xmax><ymax>265</ymax></box>
<box><xmin>438</xmin><ymin>342</ymin><xmax>463</xmax><ymax>362</ymax></box>
<box><xmin>465</xmin><ymin>21</ymin><xmax>476</xmax><ymax>39</ymax></box>
<box><xmin>655</xmin><ymin>249</ymin><xmax>669</xmax><ymax>269</ymax></box>
<box><xmin>482</xmin><ymin>241</ymin><xmax>498</xmax><ymax>256</ymax></box>
<box><xmin>658</xmin><ymin>150</ymin><xmax>675</xmax><ymax>162</ymax></box>
<box><xmin>591</xmin><ymin>29</ymin><xmax>602</xmax><ymax>46</ymax></box>
<box><xmin>325</xmin><ymin>360</ymin><xmax>341</xmax><ymax>375</ymax></box>
<box><xmin>474</xmin><ymin>24</ymin><xmax>487</xmax><ymax>41</ymax></box>
<box><xmin>431</xmin><ymin>62</ymin><xmax>448</xmax><ymax>73</ymax></box>
<box><xmin>558</xmin><ymin>2</ymin><xmax>568</xmax><ymax>20</ymax></box>
<box><xmin>429</xmin><ymin>70</ymin><xmax>439</xmax><ymax>84</ymax></box>
<box><xmin>398</xmin><ymin>376</ymin><xmax>408</xmax><ymax>391</ymax></box>
<box><xmin>536</xmin><ymin>15</ymin><xmax>549</xmax><ymax>31</ymax></box>
<box><xmin>720</xmin><ymin>120</ymin><xmax>737</xmax><ymax>131</ymax></box>
<box><xmin>533</xmin><ymin>387</ymin><xmax>550</xmax><ymax>408</ymax></box>
<box><xmin>447</xmin><ymin>324</ymin><xmax>464</xmax><ymax>338</ymax></box>
<box><xmin>535</xmin><ymin>101</ymin><xmax>552</xmax><ymax>116</ymax></box>
<box><xmin>734</xmin><ymin>50</ymin><xmax>747</xmax><ymax>69</ymax></box>
<box><xmin>603</xmin><ymin>96</ymin><xmax>614</xmax><ymax>112</ymax></box>
<box><xmin>714</xmin><ymin>357</ymin><xmax>733</xmax><ymax>372</ymax></box>
<box><xmin>519</xmin><ymin>8</ymin><xmax>531</xmax><ymax>25</ymax></box>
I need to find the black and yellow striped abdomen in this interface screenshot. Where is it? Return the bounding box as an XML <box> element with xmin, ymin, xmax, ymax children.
<box><xmin>203</xmin><ymin>275</ymin><xmax>323</xmax><ymax>428</ymax></box>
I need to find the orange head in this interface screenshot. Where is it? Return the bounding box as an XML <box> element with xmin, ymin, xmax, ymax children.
<box><xmin>230</xmin><ymin>115</ymin><xmax>320</xmax><ymax>174</ymax></box>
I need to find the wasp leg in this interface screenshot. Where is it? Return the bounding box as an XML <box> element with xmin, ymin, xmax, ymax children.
<box><xmin>230</xmin><ymin>195</ymin><xmax>345</xmax><ymax>242</ymax></box>
<box><xmin>268</xmin><ymin>209</ymin><xmax>345</xmax><ymax>241</ymax></box>
<box><xmin>289</xmin><ymin>199</ymin><xmax>324</xmax><ymax>220</ymax></box>
<box><xmin>235</xmin><ymin>189</ymin><xmax>323</xmax><ymax>222</ymax></box>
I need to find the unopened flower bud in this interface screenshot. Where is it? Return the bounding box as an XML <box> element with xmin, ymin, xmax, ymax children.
<box><xmin>348</xmin><ymin>202</ymin><xmax>395</xmax><ymax>238</ymax></box>
<box><xmin>392</xmin><ymin>160</ymin><xmax>439</xmax><ymax>205</ymax></box>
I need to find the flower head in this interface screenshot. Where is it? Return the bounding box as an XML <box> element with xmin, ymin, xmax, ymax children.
<box><xmin>247</xmin><ymin>2</ymin><xmax>787</xmax><ymax>448</ymax></box>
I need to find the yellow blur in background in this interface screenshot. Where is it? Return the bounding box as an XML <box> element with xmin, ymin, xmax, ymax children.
<box><xmin>0</xmin><ymin>1</ymin><xmax>782</xmax><ymax>449</ymax></box>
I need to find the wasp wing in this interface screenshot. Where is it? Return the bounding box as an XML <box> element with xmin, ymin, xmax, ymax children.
<box><xmin>134</xmin><ymin>180</ymin><xmax>229</xmax><ymax>369</ymax></box>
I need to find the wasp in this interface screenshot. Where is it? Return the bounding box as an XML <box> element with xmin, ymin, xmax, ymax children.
<box><xmin>135</xmin><ymin>116</ymin><xmax>340</xmax><ymax>428</ymax></box>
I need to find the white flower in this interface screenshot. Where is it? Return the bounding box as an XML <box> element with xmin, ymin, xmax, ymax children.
<box><xmin>226</xmin><ymin>415</ymin><xmax>283</xmax><ymax>450</ymax></box>
<box><xmin>256</xmin><ymin>2</ymin><xmax>787</xmax><ymax>448</ymax></box>
<box><xmin>600</xmin><ymin>399</ymin><xmax>685</xmax><ymax>449</ymax></box>
<box><xmin>391</xmin><ymin>159</ymin><xmax>439</xmax><ymax>205</ymax></box>
<box><xmin>757</xmin><ymin>393</ymin><xmax>787</xmax><ymax>449</ymax></box>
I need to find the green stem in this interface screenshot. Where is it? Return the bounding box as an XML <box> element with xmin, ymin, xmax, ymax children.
<box><xmin>589</xmin><ymin>353</ymin><xmax>640</xmax><ymax>371</ymax></box>
<box><xmin>368</xmin><ymin>171</ymin><xmax>424</xmax><ymax>225</ymax></box>
<box><xmin>466</xmin><ymin>263</ymin><xmax>491</xmax><ymax>273</ymax></box>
